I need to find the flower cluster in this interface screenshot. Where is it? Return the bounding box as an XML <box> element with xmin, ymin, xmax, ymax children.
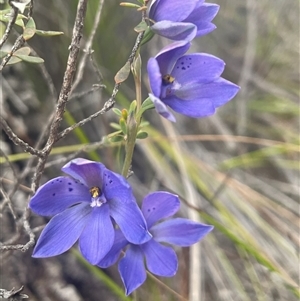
<box><xmin>29</xmin><ymin>159</ymin><xmax>213</xmax><ymax>295</ymax></box>
<box><xmin>147</xmin><ymin>0</ymin><xmax>240</xmax><ymax>121</ymax></box>
<box><xmin>29</xmin><ymin>0</ymin><xmax>238</xmax><ymax>296</ymax></box>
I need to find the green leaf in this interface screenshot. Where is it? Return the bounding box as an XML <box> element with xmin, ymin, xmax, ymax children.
<box><xmin>140</xmin><ymin>27</ymin><xmax>155</xmax><ymax>46</ymax></box>
<box><xmin>114</xmin><ymin>61</ymin><xmax>131</xmax><ymax>84</ymax></box>
<box><xmin>14</xmin><ymin>54</ymin><xmax>44</xmax><ymax>64</ymax></box>
<box><xmin>23</xmin><ymin>17</ymin><xmax>36</xmax><ymax>40</ymax></box>
<box><xmin>6</xmin><ymin>56</ymin><xmax>22</xmax><ymax>65</ymax></box>
<box><xmin>14</xmin><ymin>46</ymin><xmax>31</xmax><ymax>56</ymax></box>
<box><xmin>15</xmin><ymin>18</ymin><xmax>24</xmax><ymax>27</ymax></box>
<box><xmin>110</xmin><ymin>123</ymin><xmax>121</xmax><ymax>130</ymax></box>
<box><xmin>35</xmin><ymin>29</ymin><xmax>64</xmax><ymax>37</ymax></box>
<box><xmin>120</xmin><ymin>2</ymin><xmax>141</xmax><ymax>8</ymax></box>
<box><xmin>119</xmin><ymin>118</ymin><xmax>127</xmax><ymax>135</ymax></box>
<box><xmin>134</xmin><ymin>20</ymin><xmax>148</xmax><ymax>33</ymax></box>
<box><xmin>112</xmin><ymin>108</ymin><xmax>122</xmax><ymax>116</ymax></box>
<box><xmin>136</xmin><ymin>131</ymin><xmax>148</xmax><ymax>139</ymax></box>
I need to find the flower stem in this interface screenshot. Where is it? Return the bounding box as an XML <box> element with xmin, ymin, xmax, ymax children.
<box><xmin>121</xmin><ymin>113</ymin><xmax>138</xmax><ymax>178</ymax></box>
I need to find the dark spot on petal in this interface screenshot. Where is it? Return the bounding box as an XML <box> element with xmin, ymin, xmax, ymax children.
<box><xmin>69</xmin><ymin>188</ymin><xmax>73</xmax><ymax>192</ymax></box>
<box><xmin>182</xmin><ymin>67</ymin><xmax>186</xmax><ymax>70</ymax></box>
<box><xmin>68</xmin><ymin>182</ymin><xmax>72</xmax><ymax>185</ymax></box>
<box><xmin>147</xmin><ymin>209</ymin><xmax>151</xmax><ymax>212</ymax></box>
<box><xmin>109</xmin><ymin>180</ymin><xmax>113</xmax><ymax>184</ymax></box>
<box><xmin>152</xmin><ymin>207</ymin><xmax>156</xmax><ymax>210</ymax></box>
<box><xmin>52</xmin><ymin>193</ymin><xmax>56</xmax><ymax>196</ymax></box>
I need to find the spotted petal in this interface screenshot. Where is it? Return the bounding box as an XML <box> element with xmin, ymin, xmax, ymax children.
<box><xmin>29</xmin><ymin>176</ymin><xmax>90</xmax><ymax>216</ymax></box>
<box><xmin>155</xmin><ymin>40</ymin><xmax>190</xmax><ymax>76</ymax></box>
<box><xmin>171</xmin><ymin>53</ymin><xmax>225</xmax><ymax>84</ymax></box>
<box><xmin>151</xmin><ymin>218</ymin><xmax>214</xmax><ymax>246</ymax></box>
<box><xmin>141</xmin><ymin>192</ymin><xmax>180</xmax><ymax>228</ymax></box>
<box><xmin>62</xmin><ymin>158</ymin><xmax>105</xmax><ymax>188</ymax></box>
<box><xmin>102</xmin><ymin>168</ymin><xmax>133</xmax><ymax>203</ymax></box>
<box><xmin>32</xmin><ymin>203</ymin><xmax>92</xmax><ymax>258</ymax></box>
<box><xmin>119</xmin><ymin>245</ymin><xmax>146</xmax><ymax>296</ymax></box>
<box><xmin>79</xmin><ymin>204</ymin><xmax>114</xmax><ymax>264</ymax></box>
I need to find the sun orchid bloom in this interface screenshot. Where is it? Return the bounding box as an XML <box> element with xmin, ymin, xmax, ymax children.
<box><xmin>147</xmin><ymin>40</ymin><xmax>240</xmax><ymax>122</ymax></box>
<box><xmin>148</xmin><ymin>0</ymin><xmax>219</xmax><ymax>41</ymax></box>
<box><xmin>98</xmin><ymin>192</ymin><xmax>213</xmax><ymax>295</ymax></box>
<box><xmin>29</xmin><ymin>158</ymin><xmax>151</xmax><ymax>265</ymax></box>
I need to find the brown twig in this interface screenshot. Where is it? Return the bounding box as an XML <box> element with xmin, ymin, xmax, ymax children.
<box><xmin>0</xmin><ymin>2</ymin><xmax>19</xmax><ymax>49</ymax></box>
<box><xmin>0</xmin><ymin>0</ymin><xmax>36</xmax><ymax>71</ymax></box>
<box><xmin>56</xmin><ymin>10</ymin><xmax>147</xmax><ymax>142</ymax></box>
<box><xmin>30</xmin><ymin>0</ymin><xmax>88</xmax><ymax>192</ymax></box>
<box><xmin>0</xmin><ymin>116</ymin><xmax>43</xmax><ymax>157</ymax></box>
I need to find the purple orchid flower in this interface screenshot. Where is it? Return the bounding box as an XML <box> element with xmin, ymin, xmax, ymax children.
<box><xmin>148</xmin><ymin>0</ymin><xmax>219</xmax><ymax>41</ymax></box>
<box><xmin>98</xmin><ymin>192</ymin><xmax>213</xmax><ymax>295</ymax></box>
<box><xmin>29</xmin><ymin>158</ymin><xmax>151</xmax><ymax>265</ymax></box>
<box><xmin>147</xmin><ymin>40</ymin><xmax>240</xmax><ymax>122</ymax></box>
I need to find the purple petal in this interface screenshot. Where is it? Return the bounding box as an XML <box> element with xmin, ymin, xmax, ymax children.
<box><xmin>149</xmin><ymin>0</ymin><xmax>198</xmax><ymax>22</ymax></box>
<box><xmin>141</xmin><ymin>192</ymin><xmax>180</xmax><ymax>228</ymax></box>
<box><xmin>147</xmin><ymin>58</ymin><xmax>162</xmax><ymax>98</ymax></box>
<box><xmin>141</xmin><ymin>240</ymin><xmax>178</xmax><ymax>277</ymax></box>
<box><xmin>195</xmin><ymin>22</ymin><xmax>217</xmax><ymax>37</ymax></box>
<box><xmin>98</xmin><ymin>230</ymin><xmax>128</xmax><ymax>268</ymax></box>
<box><xmin>151</xmin><ymin>218</ymin><xmax>214</xmax><ymax>246</ymax></box>
<box><xmin>174</xmin><ymin>78</ymin><xmax>240</xmax><ymax>106</ymax></box>
<box><xmin>109</xmin><ymin>198</ymin><xmax>152</xmax><ymax>244</ymax></box>
<box><xmin>102</xmin><ymin>169</ymin><xmax>133</xmax><ymax>203</ymax></box>
<box><xmin>151</xmin><ymin>21</ymin><xmax>197</xmax><ymax>41</ymax></box>
<box><xmin>155</xmin><ymin>41</ymin><xmax>190</xmax><ymax>75</ymax></box>
<box><xmin>149</xmin><ymin>93</ymin><xmax>176</xmax><ymax>122</ymax></box>
<box><xmin>32</xmin><ymin>203</ymin><xmax>92</xmax><ymax>258</ymax></box>
<box><xmin>29</xmin><ymin>176</ymin><xmax>90</xmax><ymax>216</ymax></box>
<box><xmin>61</xmin><ymin>158</ymin><xmax>105</xmax><ymax>188</ymax></box>
<box><xmin>119</xmin><ymin>245</ymin><xmax>146</xmax><ymax>296</ymax></box>
<box><xmin>164</xmin><ymin>96</ymin><xmax>215</xmax><ymax>118</ymax></box>
<box><xmin>79</xmin><ymin>204</ymin><xmax>114</xmax><ymax>264</ymax></box>
<box><xmin>171</xmin><ymin>53</ymin><xmax>225</xmax><ymax>84</ymax></box>
<box><xmin>186</xmin><ymin>3</ymin><xmax>220</xmax><ymax>24</ymax></box>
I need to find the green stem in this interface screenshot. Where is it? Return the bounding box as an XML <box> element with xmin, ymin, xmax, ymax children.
<box><xmin>121</xmin><ymin>114</ymin><xmax>138</xmax><ymax>177</ymax></box>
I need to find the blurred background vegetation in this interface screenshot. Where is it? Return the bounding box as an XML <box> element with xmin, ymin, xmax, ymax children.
<box><xmin>1</xmin><ymin>0</ymin><xmax>299</xmax><ymax>300</ymax></box>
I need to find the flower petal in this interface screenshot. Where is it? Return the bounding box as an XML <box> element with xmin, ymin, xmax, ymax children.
<box><xmin>102</xmin><ymin>169</ymin><xmax>133</xmax><ymax>203</ymax></box>
<box><xmin>32</xmin><ymin>203</ymin><xmax>92</xmax><ymax>258</ymax></box>
<box><xmin>61</xmin><ymin>158</ymin><xmax>105</xmax><ymax>188</ymax></box>
<box><xmin>141</xmin><ymin>192</ymin><xmax>180</xmax><ymax>228</ymax></box>
<box><xmin>151</xmin><ymin>218</ymin><xmax>213</xmax><ymax>246</ymax></box>
<box><xmin>141</xmin><ymin>240</ymin><xmax>178</xmax><ymax>277</ymax></box>
<box><xmin>151</xmin><ymin>21</ymin><xmax>197</xmax><ymax>41</ymax></box>
<box><xmin>174</xmin><ymin>78</ymin><xmax>240</xmax><ymax>107</ymax></box>
<box><xmin>149</xmin><ymin>0</ymin><xmax>198</xmax><ymax>22</ymax></box>
<box><xmin>79</xmin><ymin>204</ymin><xmax>114</xmax><ymax>264</ymax></box>
<box><xmin>119</xmin><ymin>245</ymin><xmax>146</xmax><ymax>296</ymax></box>
<box><xmin>149</xmin><ymin>93</ymin><xmax>176</xmax><ymax>122</ymax></box>
<box><xmin>164</xmin><ymin>96</ymin><xmax>215</xmax><ymax>118</ymax></box>
<box><xmin>171</xmin><ymin>53</ymin><xmax>225</xmax><ymax>84</ymax></box>
<box><xmin>29</xmin><ymin>176</ymin><xmax>90</xmax><ymax>216</ymax></box>
<box><xmin>155</xmin><ymin>40</ymin><xmax>190</xmax><ymax>75</ymax></box>
<box><xmin>98</xmin><ymin>230</ymin><xmax>128</xmax><ymax>268</ymax></box>
<box><xmin>186</xmin><ymin>3</ymin><xmax>219</xmax><ymax>24</ymax></box>
<box><xmin>109</xmin><ymin>198</ymin><xmax>152</xmax><ymax>244</ymax></box>
<box><xmin>147</xmin><ymin>58</ymin><xmax>162</xmax><ymax>98</ymax></box>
